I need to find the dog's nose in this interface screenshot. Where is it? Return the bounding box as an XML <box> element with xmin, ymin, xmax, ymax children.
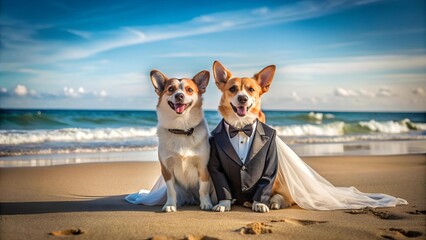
<box><xmin>238</xmin><ymin>95</ymin><xmax>248</xmax><ymax>104</ymax></box>
<box><xmin>175</xmin><ymin>93</ymin><xmax>184</xmax><ymax>102</ymax></box>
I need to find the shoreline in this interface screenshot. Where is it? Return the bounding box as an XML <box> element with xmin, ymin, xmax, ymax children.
<box><xmin>1</xmin><ymin>140</ymin><xmax>425</xmax><ymax>167</ymax></box>
<box><xmin>1</xmin><ymin>154</ymin><xmax>425</xmax><ymax>239</ymax></box>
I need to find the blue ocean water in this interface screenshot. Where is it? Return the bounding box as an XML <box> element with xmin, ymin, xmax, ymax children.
<box><xmin>0</xmin><ymin>109</ymin><xmax>425</xmax><ymax>156</ymax></box>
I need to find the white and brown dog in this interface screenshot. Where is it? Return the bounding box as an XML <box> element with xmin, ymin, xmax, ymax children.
<box><xmin>150</xmin><ymin>69</ymin><xmax>214</xmax><ymax>212</ymax></box>
<box><xmin>208</xmin><ymin>61</ymin><xmax>295</xmax><ymax>213</ymax></box>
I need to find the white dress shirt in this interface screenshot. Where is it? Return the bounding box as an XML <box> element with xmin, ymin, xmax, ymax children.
<box><xmin>224</xmin><ymin>121</ymin><xmax>257</xmax><ymax>164</ymax></box>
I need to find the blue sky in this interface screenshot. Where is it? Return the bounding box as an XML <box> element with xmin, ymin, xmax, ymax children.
<box><xmin>0</xmin><ymin>0</ymin><xmax>425</xmax><ymax>111</ymax></box>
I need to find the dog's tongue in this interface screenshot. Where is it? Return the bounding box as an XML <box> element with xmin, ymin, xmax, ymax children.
<box><xmin>237</xmin><ymin>107</ymin><xmax>247</xmax><ymax>116</ymax></box>
<box><xmin>174</xmin><ymin>104</ymin><xmax>186</xmax><ymax>114</ymax></box>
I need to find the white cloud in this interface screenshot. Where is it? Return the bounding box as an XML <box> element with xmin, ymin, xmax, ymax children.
<box><xmin>334</xmin><ymin>87</ymin><xmax>394</xmax><ymax>98</ymax></box>
<box><xmin>252</xmin><ymin>7</ymin><xmax>269</xmax><ymax>15</ymax></box>
<box><xmin>283</xmin><ymin>55</ymin><xmax>426</xmax><ymax>76</ymax></box>
<box><xmin>14</xmin><ymin>85</ymin><xmax>28</xmax><ymax>96</ymax></box>
<box><xmin>66</xmin><ymin>29</ymin><xmax>92</xmax><ymax>39</ymax></box>
<box><xmin>63</xmin><ymin>86</ymin><xmax>108</xmax><ymax>98</ymax></box>
<box><xmin>63</xmin><ymin>87</ymin><xmax>78</xmax><ymax>97</ymax></box>
<box><xmin>291</xmin><ymin>91</ymin><xmax>301</xmax><ymax>101</ymax></box>
<box><xmin>18</xmin><ymin>68</ymin><xmax>52</xmax><ymax>75</ymax></box>
<box><xmin>193</xmin><ymin>15</ymin><xmax>216</xmax><ymax>23</ymax></box>
<box><xmin>310</xmin><ymin>97</ymin><xmax>318</xmax><ymax>104</ymax></box>
<box><xmin>64</xmin><ymin>86</ymin><xmax>91</xmax><ymax>98</ymax></box>
<box><xmin>78</xmin><ymin>87</ymin><xmax>85</xmax><ymax>94</ymax></box>
<box><xmin>358</xmin><ymin>88</ymin><xmax>375</xmax><ymax>98</ymax></box>
<box><xmin>100</xmin><ymin>90</ymin><xmax>107</xmax><ymax>97</ymax></box>
<box><xmin>377</xmin><ymin>73</ymin><xmax>426</xmax><ymax>83</ymax></box>
<box><xmin>413</xmin><ymin>87</ymin><xmax>425</xmax><ymax>96</ymax></box>
<box><xmin>377</xmin><ymin>88</ymin><xmax>392</xmax><ymax>97</ymax></box>
<box><xmin>334</xmin><ymin>87</ymin><xmax>359</xmax><ymax>97</ymax></box>
<box><xmin>1</xmin><ymin>84</ymin><xmax>111</xmax><ymax>100</ymax></box>
<box><xmin>93</xmin><ymin>90</ymin><xmax>108</xmax><ymax>97</ymax></box>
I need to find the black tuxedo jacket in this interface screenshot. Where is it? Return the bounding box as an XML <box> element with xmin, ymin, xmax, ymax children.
<box><xmin>208</xmin><ymin>119</ymin><xmax>278</xmax><ymax>205</ymax></box>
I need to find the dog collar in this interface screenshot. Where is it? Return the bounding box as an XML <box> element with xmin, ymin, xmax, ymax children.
<box><xmin>168</xmin><ymin>128</ymin><xmax>194</xmax><ymax>136</ymax></box>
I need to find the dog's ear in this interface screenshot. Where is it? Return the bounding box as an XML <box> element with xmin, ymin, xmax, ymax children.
<box><xmin>150</xmin><ymin>70</ymin><xmax>168</xmax><ymax>95</ymax></box>
<box><xmin>192</xmin><ymin>70</ymin><xmax>210</xmax><ymax>94</ymax></box>
<box><xmin>213</xmin><ymin>61</ymin><xmax>232</xmax><ymax>90</ymax></box>
<box><xmin>255</xmin><ymin>65</ymin><xmax>275</xmax><ymax>94</ymax></box>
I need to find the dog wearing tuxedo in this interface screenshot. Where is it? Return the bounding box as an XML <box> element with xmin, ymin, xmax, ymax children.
<box><xmin>208</xmin><ymin>61</ymin><xmax>291</xmax><ymax>213</ymax></box>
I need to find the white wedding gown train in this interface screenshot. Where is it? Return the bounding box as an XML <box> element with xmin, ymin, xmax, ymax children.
<box><xmin>274</xmin><ymin>137</ymin><xmax>407</xmax><ymax>210</ymax></box>
<box><xmin>125</xmin><ymin>174</ymin><xmax>167</xmax><ymax>205</ymax></box>
<box><xmin>126</xmin><ymin>136</ymin><xmax>408</xmax><ymax>210</ymax></box>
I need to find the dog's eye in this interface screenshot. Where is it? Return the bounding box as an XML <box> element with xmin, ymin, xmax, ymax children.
<box><xmin>229</xmin><ymin>86</ymin><xmax>236</xmax><ymax>93</ymax></box>
<box><xmin>168</xmin><ymin>87</ymin><xmax>174</xmax><ymax>92</ymax></box>
<box><xmin>187</xmin><ymin>88</ymin><xmax>193</xmax><ymax>93</ymax></box>
<box><xmin>249</xmin><ymin>87</ymin><xmax>255</xmax><ymax>93</ymax></box>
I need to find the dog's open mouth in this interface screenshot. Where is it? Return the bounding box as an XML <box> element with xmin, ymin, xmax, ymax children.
<box><xmin>168</xmin><ymin>101</ymin><xmax>193</xmax><ymax>114</ymax></box>
<box><xmin>231</xmin><ymin>103</ymin><xmax>252</xmax><ymax>117</ymax></box>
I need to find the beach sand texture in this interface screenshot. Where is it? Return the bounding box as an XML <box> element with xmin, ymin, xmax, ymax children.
<box><xmin>1</xmin><ymin>155</ymin><xmax>425</xmax><ymax>240</ymax></box>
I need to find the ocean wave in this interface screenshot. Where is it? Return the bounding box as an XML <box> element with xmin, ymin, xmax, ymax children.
<box><xmin>2</xmin><ymin>119</ymin><xmax>424</xmax><ymax>146</ymax></box>
<box><xmin>281</xmin><ymin>134</ymin><xmax>426</xmax><ymax>144</ymax></box>
<box><xmin>0</xmin><ymin>145</ymin><xmax>158</xmax><ymax>157</ymax></box>
<box><xmin>274</xmin><ymin>119</ymin><xmax>425</xmax><ymax>137</ymax></box>
<box><xmin>0</xmin><ymin>110</ymin><xmax>159</xmax><ymax>129</ymax></box>
<box><xmin>0</xmin><ymin>127</ymin><xmax>157</xmax><ymax>145</ymax></box>
<box><xmin>1</xmin><ymin>112</ymin><xmax>69</xmax><ymax>128</ymax></box>
<box><xmin>358</xmin><ymin>118</ymin><xmax>426</xmax><ymax>133</ymax></box>
<box><xmin>307</xmin><ymin>112</ymin><xmax>334</xmax><ymax>121</ymax></box>
<box><xmin>403</xmin><ymin>119</ymin><xmax>426</xmax><ymax>130</ymax></box>
<box><xmin>275</xmin><ymin>111</ymin><xmax>335</xmax><ymax>124</ymax></box>
<box><xmin>274</xmin><ymin>122</ymin><xmax>345</xmax><ymax>136</ymax></box>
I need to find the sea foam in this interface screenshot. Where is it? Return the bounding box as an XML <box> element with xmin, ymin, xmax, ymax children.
<box><xmin>0</xmin><ymin>127</ymin><xmax>157</xmax><ymax>145</ymax></box>
<box><xmin>274</xmin><ymin>122</ymin><xmax>345</xmax><ymax>136</ymax></box>
<box><xmin>358</xmin><ymin>119</ymin><xmax>419</xmax><ymax>133</ymax></box>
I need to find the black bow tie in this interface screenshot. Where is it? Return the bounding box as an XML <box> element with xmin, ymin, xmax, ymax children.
<box><xmin>228</xmin><ymin>124</ymin><xmax>253</xmax><ymax>138</ymax></box>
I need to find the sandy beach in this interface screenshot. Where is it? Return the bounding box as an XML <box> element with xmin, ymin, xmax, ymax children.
<box><xmin>0</xmin><ymin>154</ymin><xmax>425</xmax><ymax>240</ymax></box>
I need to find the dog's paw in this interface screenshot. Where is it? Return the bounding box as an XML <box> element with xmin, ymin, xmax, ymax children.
<box><xmin>212</xmin><ymin>205</ymin><xmax>228</xmax><ymax>212</ymax></box>
<box><xmin>200</xmin><ymin>196</ymin><xmax>213</xmax><ymax>210</ymax></box>
<box><xmin>270</xmin><ymin>202</ymin><xmax>281</xmax><ymax>210</ymax></box>
<box><xmin>212</xmin><ymin>200</ymin><xmax>231</xmax><ymax>212</ymax></box>
<box><xmin>212</xmin><ymin>205</ymin><xmax>225</xmax><ymax>212</ymax></box>
<box><xmin>200</xmin><ymin>201</ymin><xmax>213</xmax><ymax>210</ymax></box>
<box><xmin>252</xmin><ymin>201</ymin><xmax>270</xmax><ymax>213</ymax></box>
<box><xmin>269</xmin><ymin>194</ymin><xmax>285</xmax><ymax>210</ymax></box>
<box><xmin>161</xmin><ymin>205</ymin><xmax>177</xmax><ymax>213</ymax></box>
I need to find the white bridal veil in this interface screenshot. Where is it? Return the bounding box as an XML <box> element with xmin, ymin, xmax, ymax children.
<box><xmin>126</xmin><ymin>175</ymin><xmax>167</xmax><ymax>205</ymax></box>
<box><xmin>274</xmin><ymin>137</ymin><xmax>407</xmax><ymax>210</ymax></box>
<box><xmin>126</xmin><ymin>136</ymin><xmax>408</xmax><ymax>209</ymax></box>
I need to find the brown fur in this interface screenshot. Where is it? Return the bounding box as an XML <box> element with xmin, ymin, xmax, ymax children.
<box><xmin>159</xmin><ymin>79</ymin><xmax>199</xmax><ymax>96</ymax></box>
<box><xmin>272</xmin><ymin>168</ymin><xmax>296</xmax><ymax>207</ymax></box>
<box><xmin>217</xmin><ymin>77</ymin><xmax>265</xmax><ymax>122</ymax></box>
<box><xmin>212</xmin><ymin>60</ymin><xmax>295</xmax><ymax>208</ymax></box>
<box><xmin>160</xmin><ymin>159</ymin><xmax>172</xmax><ymax>181</ymax></box>
<box><xmin>198</xmin><ymin>168</ymin><xmax>211</xmax><ymax>182</ymax></box>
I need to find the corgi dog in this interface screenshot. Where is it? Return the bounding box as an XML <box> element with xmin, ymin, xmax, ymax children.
<box><xmin>150</xmin><ymin>69</ymin><xmax>214</xmax><ymax>212</ymax></box>
<box><xmin>210</xmin><ymin>61</ymin><xmax>295</xmax><ymax>212</ymax></box>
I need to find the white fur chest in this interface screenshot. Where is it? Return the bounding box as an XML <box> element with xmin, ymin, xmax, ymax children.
<box><xmin>156</xmin><ymin>121</ymin><xmax>210</xmax><ymax>188</ymax></box>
